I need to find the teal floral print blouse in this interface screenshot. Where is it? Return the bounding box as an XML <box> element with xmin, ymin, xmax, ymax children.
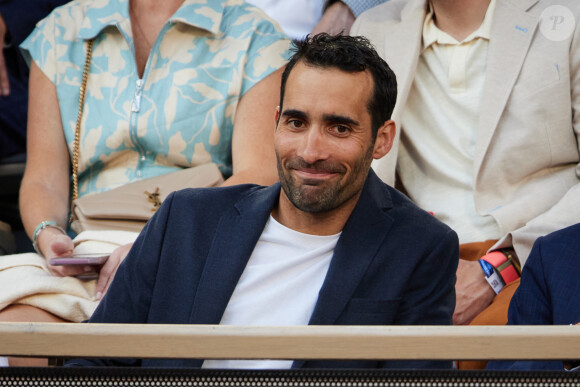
<box><xmin>21</xmin><ymin>0</ymin><xmax>291</xmax><ymax>197</ymax></box>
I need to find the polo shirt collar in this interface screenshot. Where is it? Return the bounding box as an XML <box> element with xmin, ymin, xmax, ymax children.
<box><xmin>78</xmin><ymin>0</ymin><xmax>225</xmax><ymax>40</ymax></box>
<box><xmin>422</xmin><ymin>0</ymin><xmax>496</xmax><ymax>49</ymax></box>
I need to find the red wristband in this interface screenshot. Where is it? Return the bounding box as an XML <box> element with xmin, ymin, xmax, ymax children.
<box><xmin>481</xmin><ymin>251</ymin><xmax>520</xmax><ymax>285</ymax></box>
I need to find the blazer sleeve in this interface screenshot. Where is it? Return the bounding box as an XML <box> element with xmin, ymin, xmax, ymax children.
<box><xmin>394</xmin><ymin>227</ymin><xmax>458</xmax><ymax>326</ymax></box>
<box><xmin>381</xmin><ymin>226</ymin><xmax>458</xmax><ymax>370</ymax></box>
<box><xmin>487</xmin><ymin>235</ymin><xmax>563</xmax><ymax>370</ymax></box>
<box><xmin>66</xmin><ymin>192</ymin><xmax>177</xmax><ymax>367</ymax></box>
<box><xmin>506</xmin><ymin>237</ymin><xmax>552</xmax><ymax>326</ymax></box>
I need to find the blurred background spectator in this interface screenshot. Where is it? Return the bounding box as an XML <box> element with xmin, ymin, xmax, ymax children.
<box><xmin>0</xmin><ymin>0</ymin><xmax>70</xmax><ymax>254</ymax></box>
<box><xmin>246</xmin><ymin>0</ymin><xmax>388</xmax><ymax>39</ymax></box>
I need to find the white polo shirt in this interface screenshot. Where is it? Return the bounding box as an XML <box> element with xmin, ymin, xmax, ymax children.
<box><xmin>399</xmin><ymin>0</ymin><xmax>502</xmax><ymax>244</ymax></box>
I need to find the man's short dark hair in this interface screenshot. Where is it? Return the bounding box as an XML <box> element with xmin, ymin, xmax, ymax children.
<box><xmin>279</xmin><ymin>33</ymin><xmax>397</xmax><ymax>139</ymax></box>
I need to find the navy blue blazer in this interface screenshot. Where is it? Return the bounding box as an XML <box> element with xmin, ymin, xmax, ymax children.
<box><xmin>488</xmin><ymin>223</ymin><xmax>580</xmax><ymax>370</ymax></box>
<box><xmin>71</xmin><ymin>170</ymin><xmax>458</xmax><ymax>369</ymax></box>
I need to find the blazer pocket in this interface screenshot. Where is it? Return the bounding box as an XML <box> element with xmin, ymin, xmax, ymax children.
<box><xmin>511</xmin><ymin>63</ymin><xmax>561</xmax><ymax>101</ymax></box>
<box><xmin>339</xmin><ymin>298</ymin><xmax>401</xmax><ymax>325</ymax></box>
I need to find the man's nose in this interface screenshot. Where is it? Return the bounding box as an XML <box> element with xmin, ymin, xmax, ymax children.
<box><xmin>297</xmin><ymin>127</ymin><xmax>329</xmax><ymax>164</ymax></box>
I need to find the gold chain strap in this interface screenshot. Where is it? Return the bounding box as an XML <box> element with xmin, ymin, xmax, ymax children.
<box><xmin>71</xmin><ymin>39</ymin><xmax>94</xmax><ymax>205</ymax></box>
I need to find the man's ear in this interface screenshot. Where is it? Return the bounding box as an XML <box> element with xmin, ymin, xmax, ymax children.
<box><xmin>372</xmin><ymin>120</ymin><xmax>396</xmax><ymax>159</ymax></box>
<box><xmin>274</xmin><ymin>106</ymin><xmax>281</xmax><ymax>128</ymax></box>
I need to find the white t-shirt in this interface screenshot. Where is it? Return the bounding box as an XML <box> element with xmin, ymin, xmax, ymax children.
<box><xmin>202</xmin><ymin>215</ymin><xmax>340</xmax><ymax>369</ymax></box>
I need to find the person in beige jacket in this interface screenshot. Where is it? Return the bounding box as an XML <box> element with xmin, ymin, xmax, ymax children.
<box><xmin>352</xmin><ymin>0</ymin><xmax>580</xmax><ymax>337</ymax></box>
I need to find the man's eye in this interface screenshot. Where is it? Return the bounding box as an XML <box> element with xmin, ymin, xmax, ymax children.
<box><xmin>332</xmin><ymin>125</ymin><xmax>350</xmax><ymax>135</ymax></box>
<box><xmin>288</xmin><ymin>120</ymin><xmax>303</xmax><ymax>129</ymax></box>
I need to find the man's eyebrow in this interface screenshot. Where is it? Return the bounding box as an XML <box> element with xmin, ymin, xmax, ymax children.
<box><xmin>281</xmin><ymin>109</ymin><xmax>308</xmax><ymax>120</ymax></box>
<box><xmin>323</xmin><ymin>114</ymin><xmax>359</xmax><ymax>127</ymax></box>
<box><xmin>281</xmin><ymin>110</ymin><xmax>360</xmax><ymax>127</ymax></box>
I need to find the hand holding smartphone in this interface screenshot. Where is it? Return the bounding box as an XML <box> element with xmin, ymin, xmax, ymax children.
<box><xmin>49</xmin><ymin>253</ymin><xmax>110</xmax><ymax>266</ymax></box>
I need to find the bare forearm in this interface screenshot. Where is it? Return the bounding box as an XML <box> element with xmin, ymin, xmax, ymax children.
<box><xmin>19</xmin><ymin>173</ymin><xmax>70</xmax><ymax>240</ymax></box>
<box><xmin>21</xmin><ymin>61</ymin><xmax>72</xmax><ymax>240</ymax></box>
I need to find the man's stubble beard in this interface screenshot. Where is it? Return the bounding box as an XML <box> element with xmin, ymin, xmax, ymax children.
<box><xmin>276</xmin><ymin>145</ymin><xmax>374</xmax><ymax>214</ymax></box>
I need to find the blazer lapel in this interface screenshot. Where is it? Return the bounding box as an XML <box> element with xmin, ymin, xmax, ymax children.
<box><xmin>386</xmin><ymin>0</ymin><xmax>427</xmax><ymax>118</ymax></box>
<box><xmin>188</xmin><ymin>185</ymin><xmax>280</xmax><ymax>325</ymax></box>
<box><xmin>474</xmin><ymin>0</ymin><xmax>540</xmax><ymax>173</ymax></box>
<box><xmin>293</xmin><ymin>172</ymin><xmax>394</xmax><ymax>368</ymax></box>
<box><xmin>370</xmin><ymin>0</ymin><xmax>427</xmax><ymax>184</ymax></box>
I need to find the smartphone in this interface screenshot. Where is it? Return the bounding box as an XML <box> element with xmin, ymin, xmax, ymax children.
<box><xmin>49</xmin><ymin>253</ymin><xmax>110</xmax><ymax>266</ymax></box>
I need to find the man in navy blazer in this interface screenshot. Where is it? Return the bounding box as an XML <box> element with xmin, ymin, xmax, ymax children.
<box><xmin>68</xmin><ymin>34</ymin><xmax>459</xmax><ymax>369</ymax></box>
<box><xmin>488</xmin><ymin>223</ymin><xmax>580</xmax><ymax>370</ymax></box>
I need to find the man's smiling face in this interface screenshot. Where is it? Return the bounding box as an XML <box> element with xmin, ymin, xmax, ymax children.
<box><xmin>274</xmin><ymin>62</ymin><xmax>380</xmax><ymax>214</ymax></box>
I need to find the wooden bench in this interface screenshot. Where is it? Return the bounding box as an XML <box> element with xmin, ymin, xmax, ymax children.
<box><xmin>1</xmin><ymin>323</ymin><xmax>579</xmax><ymax>386</ymax></box>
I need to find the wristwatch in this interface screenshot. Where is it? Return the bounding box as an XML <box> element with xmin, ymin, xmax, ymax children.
<box><xmin>479</xmin><ymin>249</ymin><xmax>521</xmax><ymax>294</ymax></box>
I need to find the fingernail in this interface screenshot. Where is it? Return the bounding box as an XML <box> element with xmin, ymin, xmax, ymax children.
<box><xmin>96</xmin><ymin>291</ymin><xmax>102</xmax><ymax>300</ymax></box>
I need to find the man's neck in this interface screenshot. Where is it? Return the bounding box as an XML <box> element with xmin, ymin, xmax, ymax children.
<box><xmin>430</xmin><ymin>0</ymin><xmax>492</xmax><ymax>41</ymax></box>
<box><xmin>271</xmin><ymin>193</ymin><xmax>360</xmax><ymax>236</ymax></box>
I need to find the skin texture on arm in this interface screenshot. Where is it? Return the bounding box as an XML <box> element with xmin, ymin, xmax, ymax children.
<box><xmin>453</xmin><ymin>259</ymin><xmax>495</xmax><ymax>325</ymax></box>
<box><xmin>17</xmin><ymin>61</ymin><xmax>147</xmax><ymax>293</ymax></box>
<box><xmin>18</xmin><ymin>61</ymin><xmax>85</xmax><ymax>277</ymax></box>
<box><xmin>223</xmin><ymin>67</ymin><xmax>284</xmax><ymax>187</ymax></box>
<box><xmin>311</xmin><ymin>2</ymin><xmax>355</xmax><ymax>36</ymax></box>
